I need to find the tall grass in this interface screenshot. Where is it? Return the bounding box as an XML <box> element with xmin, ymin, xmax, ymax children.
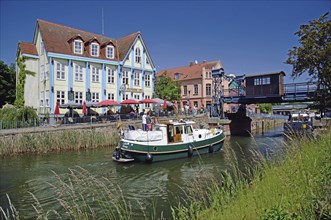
<box><xmin>171</xmin><ymin>130</ymin><xmax>331</xmax><ymax>219</ymax></box>
<box><xmin>0</xmin><ymin>128</ymin><xmax>120</xmax><ymax>156</ymax></box>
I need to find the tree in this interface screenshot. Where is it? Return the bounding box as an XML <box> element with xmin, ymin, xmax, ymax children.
<box><xmin>0</xmin><ymin>60</ymin><xmax>16</xmax><ymax>108</ymax></box>
<box><xmin>286</xmin><ymin>13</ymin><xmax>331</xmax><ymax>113</ymax></box>
<box><xmin>258</xmin><ymin>103</ymin><xmax>272</xmax><ymax>114</ymax></box>
<box><xmin>15</xmin><ymin>56</ymin><xmax>36</xmax><ymax>108</ymax></box>
<box><xmin>154</xmin><ymin>72</ymin><xmax>181</xmax><ymax>101</ymax></box>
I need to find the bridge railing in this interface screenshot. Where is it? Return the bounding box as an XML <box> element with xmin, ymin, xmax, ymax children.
<box><xmin>284</xmin><ymin>82</ymin><xmax>317</xmax><ymax>95</ymax></box>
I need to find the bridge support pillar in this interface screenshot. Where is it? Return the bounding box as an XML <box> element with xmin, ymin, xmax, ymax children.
<box><xmin>225</xmin><ymin>105</ymin><xmax>252</xmax><ymax>136</ymax></box>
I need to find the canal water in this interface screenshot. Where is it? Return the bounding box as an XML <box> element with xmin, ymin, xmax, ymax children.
<box><xmin>0</xmin><ymin>125</ymin><xmax>284</xmax><ymax>219</ymax></box>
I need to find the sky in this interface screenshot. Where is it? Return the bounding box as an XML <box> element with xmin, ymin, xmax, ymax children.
<box><xmin>0</xmin><ymin>0</ymin><xmax>330</xmax><ymax>83</ymax></box>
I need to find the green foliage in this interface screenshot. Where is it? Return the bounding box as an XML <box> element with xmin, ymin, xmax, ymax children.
<box><xmin>259</xmin><ymin>103</ymin><xmax>273</xmax><ymax>113</ymax></box>
<box><xmin>15</xmin><ymin>56</ymin><xmax>36</xmax><ymax>108</ymax></box>
<box><xmin>286</xmin><ymin>12</ymin><xmax>331</xmax><ymax>111</ymax></box>
<box><xmin>0</xmin><ymin>60</ymin><xmax>16</xmax><ymax>108</ymax></box>
<box><xmin>261</xmin><ymin>205</ymin><xmax>302</xmax><ymax>220</ymax></box>
<box><xmin>0</xmin><ymin>104</ymin><xmax>39</xmax><ymax>129</ymax></box>
<box><xmin>155</xmin><ymin>72</ymin><xmax>181</xmax><ymax>101</ymax></box>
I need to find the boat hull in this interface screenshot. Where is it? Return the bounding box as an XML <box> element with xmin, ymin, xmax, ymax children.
<box><xmin>115</xmin><ymin>132</ymin><xmax>225</xmax><ymax>163</ymax></box>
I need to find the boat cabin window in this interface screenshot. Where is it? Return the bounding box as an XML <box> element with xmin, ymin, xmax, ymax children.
<box><xmin>175</xmin><ymin>126</ymin><xmax>183</xmax><ymax>134</ymax></box>
<box><xmin>184</xmin><ymin>125</ymin><xmax>193</xmax><ymax>134</ymax></box>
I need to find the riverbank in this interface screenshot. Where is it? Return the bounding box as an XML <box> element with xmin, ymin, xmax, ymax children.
<box><xmin>173</xmin><ymin>129</ymin><xmax>331</xmax><ymax>219</ymax></box>
<box><xmin>0</xmin><ymin>114</ymin><xmax>286</xmax><ymax>156</ymax></box>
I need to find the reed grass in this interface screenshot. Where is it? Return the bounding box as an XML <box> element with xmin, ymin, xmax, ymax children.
<box><xmin>171</xmin><ymin>130</ymin><xmax>331</xmax><ymax>220</ymax></box>
<box><xmin>0</xmin><ymin>128</ymin><xmax>120</xmax><ymax>156</ymax></box>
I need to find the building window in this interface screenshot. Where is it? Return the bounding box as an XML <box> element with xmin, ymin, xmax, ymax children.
<box><xmin>74</xmin><ymin>91</ymin><xmax>83</xmax><ymax>104</ymax></box>
<box><xmin>122</xmin><ymin>94</ymin><xmax>128</xmax><ymax>100</ymax></box>
<box><xmin>262</xmin><ymin>77</ymin><xmax>271</xmax><ymax>85</ymax></box>
<box><xmin>145</xmin><ymin>95</ymin><xmax>151</xmax><ymax>107</ymax></box>
<box><xmin>91</xmin><ymin>66</ymin><xmax>100</xmax><ymax>83</ymax></box>
<box><xmin>40</xmin><ymin>41</ymin><xmax>44</xmax><ymax>55</ymax></box>
<box><xmin>206</xmin><ymin>84</ymin><xmax>211</xmax><ymax>96</ymax></box>
<box><xmin>145</xmin><ymin>74</ymin><xmax>151</xmax><ymax>87</ymax></box>
<box><xmin>56</xmin><ymin>91</ymin><xmax>65</xmax><ymax>105</ymax></box>
<box><xmin>194</xmin><ymin>84</ymin><xmax>198</xmax><ymax>95</ymax></box>
<box><xmin>133</xmin><ymin>94</ymin><xmax>140</xmax><ymax>100</ymax></box>
<box><xmin>174</xmin><ymin>73</ymin><xmax>181</xmax><ymax>80</ymax></box>
<box><xmin>183</xmin><ymin>86</ymin><xmax>187</xmax><ymax>96</ymax></box>
<box><xmin>107</xmin><ymin>68</ymin><xmax>115</xmax><ymax>84</ymax></box>
<box><xmin>135</xmin><ymin>48</ymin><xmax>141</xmax><ymax>63</ymax></box>
<box><xmin>74</xmin><ymin>64</ymin><xmax>83</xmax><ymax>81</ymax></box>
<box><xmin>40</xmin><ymin>91</ymin><xmax>44</xmax><ymax>107</ymax></box>
<box><xmin>107</xmin><ymin>93</ymin><xmax>115</xmax><ymax>100</ymax></box>
<box><xmin>92</xmin><ymin>92</ymin><xmax>99</xmax><ymax>102</ymax></box>
<box><xmin>74</xmin><ymin>40</ymin><xmax>83</xmax><ymax>54</ymax></box>
<box><xmin>56</xmin><ymin>62</ymin><xmax>65</xmax><ymax>80</ymax></box>
<box><xmin>40</xmin><ymin>65</ymin><xmax>44</xmax><ymax>81</ymax></box>
<box><xmin>106</xmin><ymin>46</ymin><xmax>114</xmax><ymax>59</ymax></box>
<box><xmin>91</xmin><ymin>43</ymin><xmax>99</xmax><ymax>57</ymax></box>
<box><xmin>45</xmin><ymin>91</ymin><xmax>49</xmax><ymax>107</ymax></box>
<box><xmin>134</xmin><ymin>72</ymin><xmax>140</xmax><ymax>86</ymax></box>
<box><xmin>122</xmin><ymin>71</ymin><xmax>129</xmax><ymax>85</ymax></box>
<box><xmin>45</xmin><ymin>64</ymin><xmax>49</xmax><ymax>80</ymax></box>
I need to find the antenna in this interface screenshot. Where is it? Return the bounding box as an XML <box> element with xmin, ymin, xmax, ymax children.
<box><xmin>102</xmin><ymin>8</ymin><xmax>104</xmax><ymax>35</ymax></box>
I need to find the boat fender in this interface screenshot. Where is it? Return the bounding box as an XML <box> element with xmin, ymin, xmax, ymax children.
<box><xmin>115</xmin><ymin>148</ymin><xmax>121</xmax><ymax>160</ymax></box>
<box><xmin>145</xmin><ymin>153</ymin><xmax>153</xmax><ymax>163</ymax></box>
<box><xmin>208</xmin><ymin>144</ymin><xmax>214</xmax><ymax>153</ymax></box>
<box><xmin>188</xmin><ymin>145</ymin><xmax>193</xmax><ymax>157</ymax></box>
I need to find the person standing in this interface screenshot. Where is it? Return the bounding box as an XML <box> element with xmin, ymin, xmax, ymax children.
<box><xmin>146</xmin><ymin>112</ymin><xmax>152</xmax><ymax>131</ymax></box>
<box><xmin>142</xmin><ymin>112</ymin><xmax>147</xmax><ymax>131</ymax></box>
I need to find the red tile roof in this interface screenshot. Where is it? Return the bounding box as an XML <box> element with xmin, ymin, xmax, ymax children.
<box><xmin>157</xmin><ymin>60</ymin><xmax>222</xmax><ymax>80</ymax></box>
<box><xmin>18</xmin><ymin>42</ymin><xmax>38</xmax><ymax>56</ymax></box>
<box><xmin>36</xmin><ymin>19</ymin><xmax>140</xmax><ymax>61</ymax></box>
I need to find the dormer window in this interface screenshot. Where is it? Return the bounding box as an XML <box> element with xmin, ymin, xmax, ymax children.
<box><xmin>91</xmin><ymin>43</ymin><xmax>99</xmax><ymax>57</ymax></box>
<box><xmin>106</xmin><ymin>45</ymin><xmax>114</xmax><ymax>59</ymax></box>
<box><xmin>135</xmin><ymin>48</ymin><xmax>141</xmax><ymax>63</ymax></box>
<box><xmin>74</xmin><ymin>40</ymin><xmax>83</xmax><ymax>54</ymax></box>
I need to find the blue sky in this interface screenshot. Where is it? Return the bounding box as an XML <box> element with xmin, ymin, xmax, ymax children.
<box><xmin>0</xmin><ymin>0</ymin><xmax>330</xmax><ymax>83</ymax></box>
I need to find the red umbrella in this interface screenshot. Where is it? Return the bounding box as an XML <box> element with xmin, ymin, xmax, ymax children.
<box><xmin>163</xmin><ymin>99</ymin><xmax>167</xmax><ymax>110</ymax></box>
<box><xmin>98</xmin><ymin>99</ymin><xmax>119</xmax><ymax>107</ymax></box>
<box><xmin>82</xmin><ymin>101</ymin><xmax>87</xmax><ymax>115</ymax></box>
<box><xmin>139</xmin><ymin>99</ymin><xmax>157</xmax><ymax>104</ymax></box>
<box><xmin>120</xmin><ymin>99</ymin><xmax>140</xmax><ymax>105</ymax></box>
<box><xmin>54</xmin><ymin>101</ymin><xmax>60</xmax><ymax>115</ymax></box>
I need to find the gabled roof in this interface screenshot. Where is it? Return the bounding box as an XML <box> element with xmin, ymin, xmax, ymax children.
<box><xmin>157</xmin><ymin>60</ymin><xmax>222</xmax><ymax>80</ymax></box>
<box><xmin>36</xmin><ymin>19</ymin><xmax>140</xmax><ymax>61</ymax></box>
<box><xmin>18</xmin><ymin>41</ymin><xmax>38</xmax><ymax>56</ymax></box>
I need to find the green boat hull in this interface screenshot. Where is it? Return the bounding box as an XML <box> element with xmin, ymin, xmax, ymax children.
<box><xmin>116</xmin><ymin>132</ymin><xmax>225</xmax><ymax>163</ymax></box>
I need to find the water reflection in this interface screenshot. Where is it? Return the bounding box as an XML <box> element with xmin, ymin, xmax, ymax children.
<box><xmin>0</xmin><ymin>125</ymin><xmax>285</xmax><ymax>219</ymax></box>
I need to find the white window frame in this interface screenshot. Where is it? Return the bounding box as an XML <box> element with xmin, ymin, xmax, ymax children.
<box><xmin>56</xmin><ymin>90</ymin><xmax>65</xmax><ymax>105</ymax></box>
<box><xmin>40</xmin><ymin>91</ymin><xmax>44</xmax><ymax>107</ymax></box>
<box><xmin>206</xmin><ymin>84</ymin><xmax>211</xmax><ymax>96</ymax></box>
<box><xmin>107</xmin><ymin>93</ymin><xmax>115</xmax><ymax>100</ymax></box>
<box><xmin>134</xmin><ymin>72</ymin><xmax>140</xmax><ymax>86</ymax></box>
<box><xmin>145</xmin><ymin>95</ymin><xmax>151</xmax><ymax>107</ymax></box>
<box><xmin>194</xmin><ymin>84</ymin><xmax>198</xmax><ymax>95</ymax></box>
<box><xmin>74</xmin><ymin>40</ymin><xmax>83</xmax><ymax>54</ymax></box>
<box><xmin>91</xmin><ymin>92</ymin><xmax>99</xmax><ymax>103</ymax></box>
<box><xmin>91</xmin><ymin>66</ymin><xmax>100</xmax><ymax>83</ymax></box>
<box><xmin>135</xmin><ymin>48</ymin><xmax>141</xmax><ymax>63</ymax></box>
<box><xmin>122</xmin><ymin>93</ymin><xmax>128</xmax><ymax>100</ymax></box>
<box><xmin>106</xmin><ymin>45</ymin><xmax>114</xmax><ymax>59</ymax></box>
<box><xmin>183</xmin><ymin>86</ymin><xmax>187</xmax><ymax>96</ymax></box>
<box><xmin>45</xmin><ymin>90</ymin><xmax>49</xmax><ymax>107</ymax></box>
<box><xmin>145</xmin><ymin>74</ymin><xmax>151</xmax><ymax>87</ymax></box>
<box><xmin>56</xmin><ymin>62</ymin><xmax>65</xmax><ymax>80</ymax></box>
<box><xmin>91</xmin><ymin>43</ymin><xmax>99</xmax><ymax>57</ymax></box>
<box><xmin>133</xmin><ymin>94</ymin><xmax>140</xmax><ymax>100</ymax></box>
<box><xmin>74</xmin><ymin>91</ymin><xmax>83</xmax><ymax>104</ymax></box>
<box><xmin>122</xmin><ymin>70</ymin><xmax>129</xmax><ymax>85</ymax></box>
<box><xmin>107</xmin><ymin>68</ymin><xmax>115</xmax><ymax>84</ymax></box>
<box><xmin>74</xmin><ymin>64</ymin><xmax>83</xmax><ymax>81</ymax></box>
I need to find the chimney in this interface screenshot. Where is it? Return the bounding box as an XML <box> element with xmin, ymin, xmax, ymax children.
<box><xmin>189</xmin><ymin>61</ymin><xmax>194</xmax><ymax>66</ymax></box>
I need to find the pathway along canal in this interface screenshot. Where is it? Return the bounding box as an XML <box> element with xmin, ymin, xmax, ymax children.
<box><xmin>0</xmin><ymin>125</ymin><xmax>285</xmax><ymax>219</ymax></box>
